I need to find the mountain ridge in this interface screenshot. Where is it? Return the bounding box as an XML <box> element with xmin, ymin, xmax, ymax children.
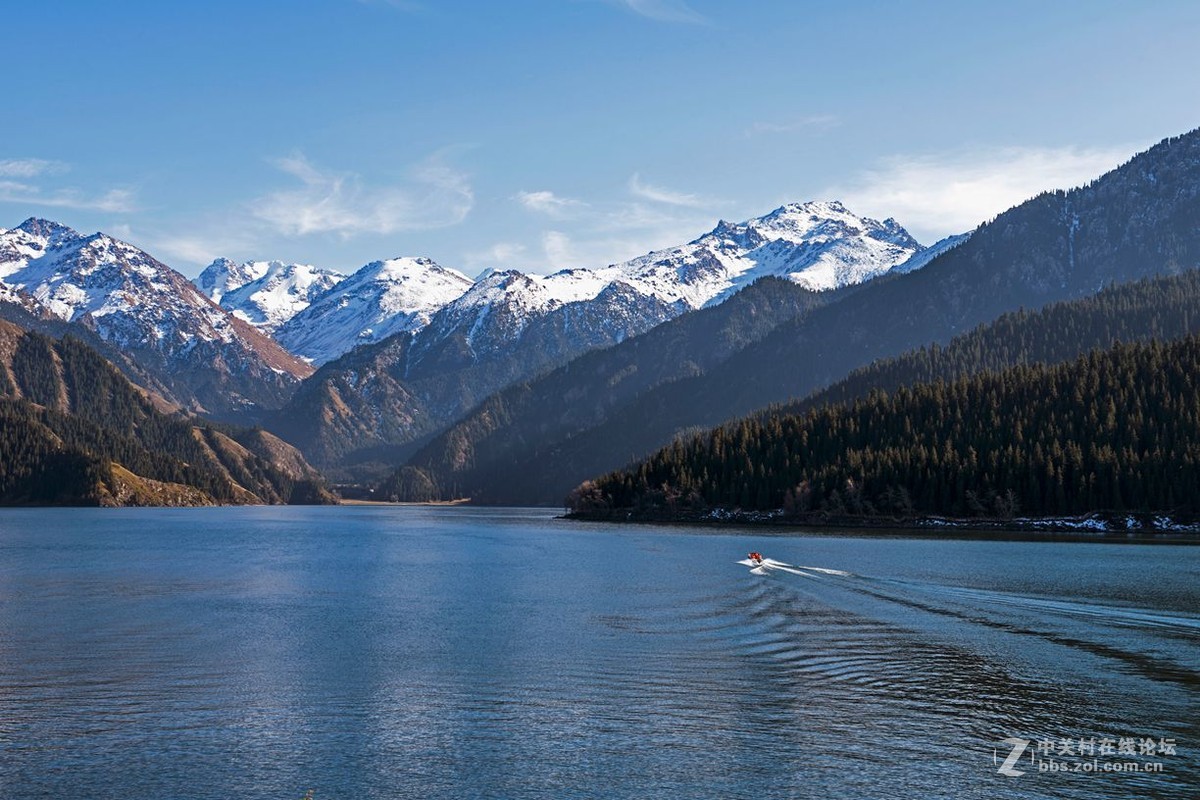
<box><xmin>260</xmin><ymin>202</ymin><xmax>935</xmax><ymax>470</ymax></box>
<box><xmin>0</xmin><ymin>318</ymin><xmax>333</xmax><ymax>506</ymax></box>
<box><xmin>0</xmin><ymin>219</ymin><xmax>312</xmax><ymax>416</ymax></box>
<box><xmin>380</xmin><ymin>128</ymin><xmax>1200</xmax><ymax>505</ymax></box>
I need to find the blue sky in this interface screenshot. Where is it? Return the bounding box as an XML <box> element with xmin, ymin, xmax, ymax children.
<box><xmin>3</xmin><ymin>0</ymin><xmax>1199</xmax><ymax>277</ymax></box>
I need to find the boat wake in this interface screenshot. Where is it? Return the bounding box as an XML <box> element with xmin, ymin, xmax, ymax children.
<box><xmin>737</xmin><ymin>556</ymin><xmax>852</xmax><ymax>578</ymax></box>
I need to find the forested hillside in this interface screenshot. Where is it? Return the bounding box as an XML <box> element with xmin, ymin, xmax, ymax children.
<box><xmin>0</xmin><ymin>321</ymin><xmax>334</xmax><ymax>506</ymax></box>
<box><xmin>773</xmin><ymin>269</ymin><xmax>1200</xmax><ymax>420</ymax></box>
<box><xmin>570</xmin><ymin>335</ymin><xmax>1200</xmax><ymax>522</ymax></box>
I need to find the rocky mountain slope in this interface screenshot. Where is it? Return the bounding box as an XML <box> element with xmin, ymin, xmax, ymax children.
<box><xmin>274</xmin><ymin>257</ymin><xmax>474</xmax><ymax>363</ymax></box>
<box><xmin>381</xmin><ymin>276</ymin><xmax>832</xmax><ymax>501</ymax></box>
<box><xmin>0</xmin><ymin>219</ymin><xmax>313</xmax><ymax>416</ymax></box>
<box><xmin>195</xmin><ymin>258</ymin><xmax>345</xmax><ymax>333</ymax></box>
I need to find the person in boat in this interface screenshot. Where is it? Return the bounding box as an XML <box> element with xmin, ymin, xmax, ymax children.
<box><xmin>748</xmin><ymin>551</ymin><xmax>763</xmax><ymax>565</ymax></box>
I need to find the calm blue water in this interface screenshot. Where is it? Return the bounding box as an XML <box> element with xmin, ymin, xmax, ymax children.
<box><xmin>0</xmin><ymin>506</ymin><xmax>1196</xmax><ymax>799</ymax></box>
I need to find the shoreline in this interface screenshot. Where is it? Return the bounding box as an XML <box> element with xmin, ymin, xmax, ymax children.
<box><xmin>563</xmin><ymin>508</ymin><xmax>1200</xmax><ymax>543</ymax></box>
<box><xmin>337</xmin><ymin>498</ymin><xmax>473</xmax><ymax>507</ymax></box>
<box><xmin>338</xmin><ymin>501</ymin><xmax>472</xmax><ymax>506</ymax></box>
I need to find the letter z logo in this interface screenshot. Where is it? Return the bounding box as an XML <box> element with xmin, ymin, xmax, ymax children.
<box><xmin>995</xmin><ymin>737</ymin><xmax>1030</xmax><ymax>777</ymax></box>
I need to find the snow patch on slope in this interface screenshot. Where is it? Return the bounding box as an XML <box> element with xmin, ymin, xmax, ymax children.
<box><xmin>196</xmin><ymin>259</ymin><xmax>346</xmax><ymax>332</ymax></box>
<box><xmin>274</xmin><ymin>256</ymin><xmax>473</xmax><ymax>362</ymax></box>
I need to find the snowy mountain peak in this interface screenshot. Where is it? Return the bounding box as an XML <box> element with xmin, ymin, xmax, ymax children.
<box><xmin>196</xmin><ymin>257</ymin><xmax>271</xmax><ymax>303</ymax></box>
<box><xmin>306</xmin><ymin>201</ymin><xmax>936</xmax><ymax>365</ymax></box>
<box><xmin>444</xmin><ymin>269</ymin><xmax>552</xmax><ymax>315</ymax></box>
<box><xmin>273</xmin><ymin>255</ymin><xmax>473</xmax><ymax>363</ymax></box>
<box><xmin>356</xmin><ymin>256</ymin><xmax>465</xmax><ymax>286</ymax></box>
<box><xmin>408</xmin><ymin>269</ymin><xmax>564</xmax><ymax>361</ymax></box>
<box><xmin>197</xmin><ymin>259</ymin><xmax>347</xmax><ymax>332</ymax></box>
<box><xmin>0</xmin><ymin>219</ymin><xmax>85</xmax><ymax>280</ymax></box>
<box><xmin>237</xmin><ymin>200</ymin><xmax>944</xmax><ymax>365</ymax></box>
<box><xmin>728</xmin><ymin>200</ymin><xmax>919</xmax><ymax>250</ymax></box>
<box><xmin>592</xmin><ymin>200</ymin><xmax>928</xmax><ymax>307</ymax></box>
<box><xmin>0</xmin><ymin>219</ymin><xmax>311</xmax><ymax>412</ymax></box>
<box><xmin>773</xmin><ymin>199</ymin><xmax>850</xmax><ymax>216</ymax></box>
<box><xmin>15</xmin><ymin>217</ymin><xmax>81</xmax><ymax>244</ymax></box>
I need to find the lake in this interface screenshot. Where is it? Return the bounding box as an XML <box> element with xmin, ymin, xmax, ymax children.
<box><xmin>0</xmin><ymin>506</ymin><xmax>1196</xmax><ymax>799</ymax></box>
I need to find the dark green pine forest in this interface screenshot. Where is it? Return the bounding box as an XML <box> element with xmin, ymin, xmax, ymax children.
<box><xmin>571</xmin><ymin>333</ymin><xmax>1200</xmax><ymax>523</ymax></box>
<box><xmin>773</xmin><ymin>269</ymin><xmax>1200</xmax><ymax>422</ymax></box>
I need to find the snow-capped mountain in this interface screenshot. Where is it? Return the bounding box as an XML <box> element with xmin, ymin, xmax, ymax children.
<box><xmin>194</xmin><ymin>257</ymin><xmax>265</xmax><ymax>303</ymax></box>
<box><xmin>271</xmin><ymin>201</ymin><xmax>940</xmax><ymax>466</ymax></box>
<box><xmin>443</xmin><ymin>201</ymin><xmax>924</xmax><ymax>336</ymax></box>
<box><xmin>267</xmin><ymin>200</ymin><xmax>928</xmax><ymax>367</ymax></box>
<box><xmin>407</xmin><ymin>270</ymin><xmax>679</xmax><ymax>371</ymax></box>
<box><xmin>195</xmin><ymin>258</ymin><xmax>345</xmax><ymax>332</ymax></box>
<box><xmin>586</xmin><ymin>200</ymin><xmax>923</xmax><ymax>307</ymax></box>
<box><xmin>0</xmin><ymin>218</ymin><xmax>312</xmax><ymax>414</ymax></box>
<box><xmin>421</xmin><ymin>200</ymin><xmax>918</xmax><ymax>319</ymax></box>
<box><xmin>412</xmin><ymin>270</ymin><xmax>564</xmax><ymax>360</ymax></box>
<box><xmin>272</xmin><ymin>257</ymin><xmax>474</xmax><ymax>364</ymax></box>
<box><xmin>401</xmin><ymin>200</ymin><xmax>925</xmax><ymax>368</ymax></box>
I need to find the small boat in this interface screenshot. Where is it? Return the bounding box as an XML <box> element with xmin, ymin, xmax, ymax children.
<box><xmin>737</xmin><ymin>551</ymin><xmax>774</xmax><ymax>574</ymax></box>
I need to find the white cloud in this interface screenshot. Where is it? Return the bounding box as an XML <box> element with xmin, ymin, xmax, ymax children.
<box><xmin>628</xmin><ymin>173</ymin><xmax>709</xmax><ymax>208</ymax></box>
<box><xmin>502</xmin><ymin>171</ymin><xmax>731</xmax><ymax>270</ymax></box>
<box><xmin>541</xmin><ymin>231</ymin><xmax>576</xmax><ymax>266</ymax></box>
<box><xmin>537</xmin><ymin>228</ymin><xmax>697</xmax><ymax>270</ymax></box>
<box><xmin>828</xmin><ymin>144</ymin><xmax>1137</xmax><ymax>241</ymax></box>
<box><xmin>463</xmin><ymin>240</ymin><xmax>528</xmax><ymax>271</ymax></box>
<box><xmin>145</xmin><ymin>235</ymin><xmax>242</xmax><ymax>266</ymax></box>
<box><xmin>745</xmin><ymin>114</ymin><xmax>840</xmax><ymax>137</ymax></box>
<box><xmin>0</xmin><ymin>158</ymin><xmax>68</xmax><ymax>178</ymax></box>
<box><xmin>252</xmin><ymin>151</ymin><xmax>473</xmax><ymax>237</ymax></box>
<box><xmin>0</xmin><ymin>180</ymin><xmax>136</xmax><ymax>213</ymax></box>
<box><xmin>515</xmin><ymin>189</ymin><xmax>586</xmax><ymax>218</ymax></box>
<box><xmin>608</xmin><ymin>0</ymin><xmax>708</xmax><ymax>24</ymax></box>
<box><xmin>118</xmin><ymin>223</ymin><xmax>265</xmax><ymax>268</ymax></box>
<box><xmin>0</xmin><ymin>157</ymin><xmax>135</xmax><ymax>212</ymax></box>
<box><xmin>114</xmin><ymin>149</ymin><xmax>474</xmax><ymax>272</ymax></box>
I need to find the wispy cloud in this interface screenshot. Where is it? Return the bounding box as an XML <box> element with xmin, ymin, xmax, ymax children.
<box><xmin>113</xmin><ymin>214</ymin><xmax>272</xmax><ymax>267</ymax></box>
<box><xmin>463</xmin><ymin>240</ymin><xmax>529</xmax><ymax>272</ymax></box>
<box><xmin>508</xmin><ymin>173</ymin><xmax>727</xmax><ymax>270</ymax></box>
<box><xmin>828</xmin><ymin>144</ymin><xmax>1137</xmax><ymax>240</ymax></box>
<box><xmin>0</xmin><ymin>158</ymin><xmax>68</xmax><ymax>178</ymax></box>
<box><xmin>542</xmin><ymin>231</ymin><xmax>576</xmax><ymax>266</ymax></box>
<box><xmin>252</xmin><ymin>151</ymin><xmax>473</xmax><ymax>237</ymax></box>
<box><xmin>0</xmin><ymin>180</ymin><xmax>136</xmax><ymax>213</ymax></box>
<box><xmin>115</xmin><ymin>149</ymin><xmax>474</xmax><ymax>270</ymax></box>
<box><xmin>531</xmin><ymin>229</ymin><xmax>629</xmax><ymax>271</ymax></box>
<box><xmin>628</xmin><ymin>173</ymin><xmax>710</xmax><ymax>208</ymax></box>
<box><xmin>137</xmin><ymin>230</ymin><xmax>262</xmax><ymax>267</ymax></box>
<box><xmin>605</xmin><ymin>0</ymin><xmax>709</xmax><ymax>25</ymax></box>
<box><xmin>515</xmin><ymin>189</ymin><xmax>586</xmax><ymax>218</ymax></box>
<box><xmin>745</xmin><ymin>114</ymin><xmax>840</xmax><ymax>137</ymax></box>
<box><xmin>0</xmin><ymin>157</ymin><xmax>136</xmax><ymax>213</ymax></box>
